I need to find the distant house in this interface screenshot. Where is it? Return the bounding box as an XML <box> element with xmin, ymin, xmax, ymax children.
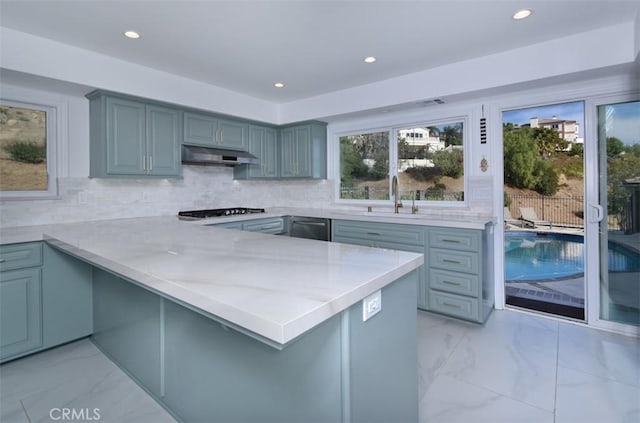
<box><xmin>522</xmin><ymin>116</ymin><xmax>584</xmax><ymax>150</ymax></box>
<box><xmin>398</xmin><ymin>128</ymin><xmax>445</xmax><ymax>151</ymax></box>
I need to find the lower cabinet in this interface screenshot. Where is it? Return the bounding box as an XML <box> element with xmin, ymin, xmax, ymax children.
<box><xmin>207</xmin><ymin>217</ymin><xmax>286</xmax><ymax>235</ymax></box>
<box><xmin>0</xmin><ymin>267</ymin><xmax>42</xmax><ymax>360</ymax></box>
<box><xmin>333</xmin><ymin>219</ymin><xmax>494</xmax><ymax>323</ymax></box>
<box><xmin>426</xmin><ymin>227</ymin><xmax>493</xmax><ymax>323</ymax></box>
<box><xmin>0</xmin><ymin>242</ymin><xmax>93</xmax><ymax>363</ymax></box>
<box><xmin>332</xmin><ymin>220</ymin><xmax>428</xmax><ymax>309</ymax></box>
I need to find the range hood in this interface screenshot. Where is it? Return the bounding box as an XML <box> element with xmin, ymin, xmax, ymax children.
<box><xmin>181</xmin><ymin>144</ymin><xmax>258</xmax><ymax>167</ymax></box>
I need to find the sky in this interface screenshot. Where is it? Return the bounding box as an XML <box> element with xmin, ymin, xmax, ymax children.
<box><xmin>502</xmin><ymin>101</ymin><xmax>639</xmax><ymax>145</ymax></box>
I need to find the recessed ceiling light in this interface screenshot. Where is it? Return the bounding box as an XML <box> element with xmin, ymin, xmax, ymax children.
<box><xmin>512</xmin><ymin>9</ymin><xmax>532</xmax><ymax>20</ymax></box>
<box><xmin>124</xmin><ymin>30</ymin><xmax>140</xmax><ymax>39</ymax></box>
<box><xmin>364</xmin><ymin>56</ymin><xmax>377</xmax><ymax>64</ymax></box>
<box><xmin>274</xmin><ymin>82</ymin><xmax>285</xmax><ymax>88</ymax></box>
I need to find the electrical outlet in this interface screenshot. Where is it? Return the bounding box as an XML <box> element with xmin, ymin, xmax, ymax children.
<box><xmin>362</xmin><ymin>290</ymin><xmax>382</xmax><ymax>322</ymax></box>
<box><xmin>78</xmin><ymin>191</ymin><xmax>87</xmax><ymax>205</ymax></box>
<box><xmin>142</xmin><ymin>191</ymin><xmax>152</xmax><ymax>203</ymax></box>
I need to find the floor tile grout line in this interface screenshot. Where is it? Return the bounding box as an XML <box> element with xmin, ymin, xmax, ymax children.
<box><xmin>20</xmin><ymin>399</ymin><xmax>32</xmax><ymax>423</ymax></box>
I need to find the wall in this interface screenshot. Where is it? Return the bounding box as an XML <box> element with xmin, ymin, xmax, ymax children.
<box><xmin>0</xmin><ymin>84</ymin><xmax>333</xmax><ymax>227</ymax></box>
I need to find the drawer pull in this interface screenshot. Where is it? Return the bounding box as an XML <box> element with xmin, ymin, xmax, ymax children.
<box><xmin>442</xmin><ymin>280</ymin><xmax>460</xmax><ymax>286</ymax></box>
<box><xmin>442</xmin><ymin>302</ymin><xmax>461</xmax><ymax>309</ymax></box>
<box><xmin>442</xmin><ymin>239</ymin><xmax>460</xmax><ymax>243</ymax></box>
<box><xmin>366</xmin><ymin>232</ymin><xmax>381</xmax><ymax>236</ymax></box>
<box><xmin>442</xmin><ymin>259</ymin><xmax>461</xmax><ymax>264</ymax></box>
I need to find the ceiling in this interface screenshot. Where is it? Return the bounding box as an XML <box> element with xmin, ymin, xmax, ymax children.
<box><xmin>1</xmin><ymin>0</ymin><xmax>639</xmax><ymax>103</ymax></box>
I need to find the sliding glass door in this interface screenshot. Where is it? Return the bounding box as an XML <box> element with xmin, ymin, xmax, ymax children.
<box><xmin>595</xmin><ymin>100</ymin><xmax>640</xmax><ymax>327</ymax></box>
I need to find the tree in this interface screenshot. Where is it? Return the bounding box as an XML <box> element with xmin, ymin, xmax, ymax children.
<box><xmin>532</xmin><ymin>127</ymin><xmax>566</xmax><ymax>157</ymax></box>
<box><xmin>607</xmin><ymin>137</ymin><xmax>624</xmax><ymax>157</ymax></box>
<box><xmin>503</xmin><ymin>130</ymin><xmax>539</xmax><ymax>189</ymax></box>
<box><xmin>432</xmin><ymin>149</ymin><xmax>463</xmax><ymax>178</ymax></box>
<box><xmin>441</xmin><ymin>124</ymin><xmax>462</xmax><ymax>146</ymax></box>
<box><xmin>340</xmin><ymin>138</ymin><xmax>369</xmax><ymax>187</ymax></box>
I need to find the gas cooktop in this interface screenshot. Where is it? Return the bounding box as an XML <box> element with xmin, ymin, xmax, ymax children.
<box><xmin>178</xmin><ymin>207</ymin><xmax>266</xmax><ymax>220</ymax></box>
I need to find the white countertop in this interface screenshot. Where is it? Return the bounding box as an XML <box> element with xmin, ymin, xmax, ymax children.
<box><xmin>179</xmin><ymin>207</ymin><xmax>496</xmax><ymax>230</ymax></box>
<box><xmin>3</xmin><ymin>216</ymin><xmax>423</xmax><ymax>345</ymax></box>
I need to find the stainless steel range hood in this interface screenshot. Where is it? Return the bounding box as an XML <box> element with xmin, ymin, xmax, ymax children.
<box><xmin>181</xmin><ymin>144</ymin><xmax>258</xmax><ymax>167</ymax></box>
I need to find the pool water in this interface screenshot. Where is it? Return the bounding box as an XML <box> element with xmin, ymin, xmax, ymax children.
<box><xmin>504</xmin><ymin>232</ymin><xmax>640</xmax><ymax>282</ymax></box>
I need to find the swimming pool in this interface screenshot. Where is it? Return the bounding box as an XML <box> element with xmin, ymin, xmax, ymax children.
<box><xmin>504</xmin><ymin>232</ymin><xmax>640</xmax><ymax>282</ymax></box>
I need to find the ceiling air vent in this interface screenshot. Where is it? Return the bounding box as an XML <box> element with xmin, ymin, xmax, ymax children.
<box><xmin>480</xmin><ymin>117</ymin><xmax>487</xmax><ymax>144</ymax></box>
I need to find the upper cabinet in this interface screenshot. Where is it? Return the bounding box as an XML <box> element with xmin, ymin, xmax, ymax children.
<box><xmin>235</xmin><ymin>125</ymin><xmax>279</xmax><ymax>179</ymax></box>
<box><xmin>183</xmin><ymin>112</ymin><xmax>248</xmax><ymax>150</ymax></box>
<box><xmin>235</xmin><ymin>121</ymin><xmax>327</xmax><ymax>180</ymax></box>
<box><xmin>88</xmin><ymin>91</ymin><xmax>182</xmax><ymax>178</ymax></box>
<box><xmin>88</xmin><ymin>90</ymin><xmax>326</xmax><ymax>180</ymax></box>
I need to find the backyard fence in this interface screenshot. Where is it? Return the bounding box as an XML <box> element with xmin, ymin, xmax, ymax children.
<box><xmin>505</xmin><ymin>194</ymin><xmax>585</xmax><ymax>229</ymax></box>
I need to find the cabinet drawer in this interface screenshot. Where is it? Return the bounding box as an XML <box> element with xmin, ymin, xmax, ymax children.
<box><xmin>429</xmin><ymin>248</ymin><xmax>479</xmax><ymax>274</ymax></box>
<box><xmin>208</xmin><ymin>222</ymin><xmax>243</xmax><ymax>230</ymax></box>
<box><xmin>0</xmin><ymin>242</ymin><xmax>43</xmax><ymax>272</ymax></box>
<box><xmin>428</xmin><ymin>290</ymin><xmax>479</xmax><ymax>321</ymax></box>
<box><xmin>430</xmin><ymin>268</ymin><xmax>479</xmax><ymax>297</ymax></box>
<box><xmin>0</xmin><ymin>268</ymin><xmax>43</xmax><ymax>361</ymax></box>
<box><xmin>243</xmin><ymin>218</ymin><xmax>285</xmax><ymax>235</ymax></box>
<box><xmin>332</xmin><ymin>220</ymin><xmax>424</xmax><ymax>246</ymax></box>
<box><xmin>429</xmin><ymin>228</ymin><xmax>480</xmax><ymax>252</ymax></box>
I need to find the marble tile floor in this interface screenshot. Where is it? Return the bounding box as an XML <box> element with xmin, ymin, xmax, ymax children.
<box><xmin>418</xmin><ymin>309</ymin><xmax>640</xmax><ymax>423</ymax></box>
<box><xmin>1</xmin><ymin>309</ymin><xmax>638</xmax><ymax>423</ymax></box>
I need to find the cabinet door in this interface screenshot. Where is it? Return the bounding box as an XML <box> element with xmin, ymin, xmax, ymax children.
<box><xmin>146</xmin><ymin>105</ymin><xmax>181</xmax><ymax>176</ymax></box>
<box><xmin>293</xmin><ymin>125</ymin><xmax>312</xmax><ymax>177</ymax></box>
<box><xmin>218</xmin><ymin>118</ymin><xmax>248</xmax><ymax>150</ymax></box>
<box><xmin>106</xmin><ymin>97</ymin><xmax>146</xmax><ymax>175</ymax></box>
<box><xmin>246</xmin><ymin>126</ymin><xmax>278</xmax><ymax>178</ymax></box>
<box><xmin>184</xmin><ymin>112</ymin><xmax>217</xmax><ymax>146</ymax></box>
<box><xmin>261</xmin><ymin>128</ymin><xmax>279</xmax><ymax>178</ymax></box>
<box><xmin>0</xmin><ymin>268</ymin><xmax>42</xmax><ymax>361</ymax></box>
<box><xmin>279</xmin><ymin>128</ymin><xmax>296</xmax><ymax>177</ymax></box>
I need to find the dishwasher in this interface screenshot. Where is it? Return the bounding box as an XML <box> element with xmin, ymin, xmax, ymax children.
<box><xmin>286</xmin><ymin>216</ymin><xmax>331</xmax><ymax>241</ymax></box>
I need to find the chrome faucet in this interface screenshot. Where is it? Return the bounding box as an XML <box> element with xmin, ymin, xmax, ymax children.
<box><xmin>410</xmin><ymin>191</ymin><xmax>419</xmax><ymax>214</ymax></box>
<box><xmin>392</xmin><ymin>175</ymin><xmax>402</xmax><ymax>213</ymax></box>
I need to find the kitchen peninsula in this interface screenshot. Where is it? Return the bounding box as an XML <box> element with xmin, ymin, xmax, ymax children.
<box><xmin>1</xmin><ymin>216</ymin><xmax>423</xmax><ymax>422</ymax></box>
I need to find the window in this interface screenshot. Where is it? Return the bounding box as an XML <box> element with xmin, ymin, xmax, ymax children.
<box><xmin>340</xmin><ymin>131</ymin><xmax>389</xmax><ymax>200</ymax></box>
<box><xmin>338</xmin><ymin>118</ymin><xmax>466</xmax><ymax>204</ymax></box>
<box><xmin>0</xmin><ymin>100</ymin><xmax>57</xmax><ymax>198</ymax></box>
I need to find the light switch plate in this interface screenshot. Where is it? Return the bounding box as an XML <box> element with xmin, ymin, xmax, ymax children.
<box><xmin>362</xmin><ymin>290</ymin><xmax>382</xmax><ymax>322</ymax></box>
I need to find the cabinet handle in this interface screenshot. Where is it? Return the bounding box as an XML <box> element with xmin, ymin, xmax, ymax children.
<box><xmin>149</xmin><ymin>156</ymin><xmax>153</xmax><ymax>171</ymax></box>
<box><xmin>366</xmin><ymin>232</ymin><xmax>381</xmax><ymax>236</ymax></box>
<box><xmin>0</xmin><ymin>258</ymin><xmax>5</xmax><ymax>263</ymax></box>
<box><xmin>443</xmin><ymin>259</ymin><xmax>461</xmax><ymax>264</ymax></box>
<box><xmin>142</xmin><ymin>156</ymin><xmax>146</xmax><ymax>171</ymax></box>
<box><xmin>442</xmin><ymin>239</ymin><xmax>461</xmax><ymax>243</ymax></box>
<box><xmin>442</xmin><ymin>280</ymin><xmax>460</xmax><ymax>286</ymax></box>
<box><xmin>442</xmin><ymin>302</ymin><xmax>461</xmax><ymax>309</ymax></box>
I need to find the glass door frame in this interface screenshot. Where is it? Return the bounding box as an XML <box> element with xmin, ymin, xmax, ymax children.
<box><xmin>585</xmin><ymin>92</ymin><xmax>640</xmax><ymax>336</ymax></box>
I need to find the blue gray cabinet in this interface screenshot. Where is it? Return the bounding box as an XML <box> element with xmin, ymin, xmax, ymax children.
<box><xmin>332</xmin><ymin>220</ymin><xmax>428</xmax><ymax>309</ymax></box>
<box><xmin>91</xmin><ymin>263</ymin><xmax>418</xmax><ymax>422</ymax></box>
<box><xmin>426</xmin><ymin>227</ymin><xmax>493</xmax><ymax>323</ymax></box>
<box><xmin>207</xmin><ymin>216</ymin><xmax>286</xmax><ymax>235</ymax></box>
<box><xmin>279</xmin><ymin>122</ymin><xmax>326</xmax><ymax>179</ymax></box>
<box><xmin>234</xmin><ymin>125</ymin><xmax>279</xmax><ymax>179</ymax></box>
<box><xmin>183</xmin><ymin>112</ymin><xmax>248</xmax><ymax>150</ymax></box>
<box><xmin>0</xmin><ymin>242</ymin><xmax>92</xmax><ymax>363</ymax></box>
<box><xmin>333</xmin><ymin>220</ymin><xmax>494</xmax><ymax>322</ymax></box>
<box><xmin>87</xmin><ymin>91</ymin><xmax>182</xmax><ymax>178</ymax></box>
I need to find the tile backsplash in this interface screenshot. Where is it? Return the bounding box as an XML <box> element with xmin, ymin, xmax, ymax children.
<box><xmin>0</xmin><ymin>166</ymin><xmax>334</xmax><ymax>227</ymax></box>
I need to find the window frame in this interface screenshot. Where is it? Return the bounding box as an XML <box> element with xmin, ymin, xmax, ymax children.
<box><xmin>0</xmin><ymin>98</ymin><xmax>59</xmax><ymax>200</ymax></box>
<box><xmin>333</xmin><ymin>114</ymin><xmax>470</xmax><ymax>208</ymax></box>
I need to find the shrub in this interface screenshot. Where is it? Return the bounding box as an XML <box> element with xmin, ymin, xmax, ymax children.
<box><xmin>4</xmin><ymin>141</ymin><xmax>46</xmax><ymax>164</ymax></box>
<box><xmin>534</xmin><ymin>160</ymin><xmax>559</xmax><ymax>195</ymax></box>
<box><xmin>432</xmin><ymin>149</ymin><xmax>463</xmax><ymax>178</ymax></box>
<box><xmin>404</xmin><ymin>166</ymin><xmax>442</xmax><ymax>181</ymax></box>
